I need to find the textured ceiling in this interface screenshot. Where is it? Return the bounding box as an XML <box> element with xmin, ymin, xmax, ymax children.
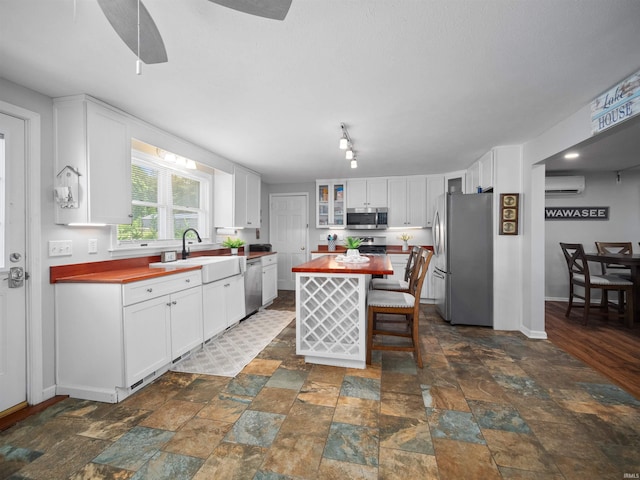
<box><xmin>2</xmin><ymin>0</ymin><xmax>640</xmax><ymax>183</ymax></box>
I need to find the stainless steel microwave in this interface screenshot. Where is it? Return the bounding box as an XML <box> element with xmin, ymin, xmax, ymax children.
<box><xmin>346</xmin><ymin>207</ymin><xmax>388</xmax><ymax>229</ymax></box>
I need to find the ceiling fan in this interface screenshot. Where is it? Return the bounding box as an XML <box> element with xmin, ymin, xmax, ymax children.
<box><xmin>96</xmin><ymin>0</ymin><xmax>293</xmax><ymax>65</ymax></box>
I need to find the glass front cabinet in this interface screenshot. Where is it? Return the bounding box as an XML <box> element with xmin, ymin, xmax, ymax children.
<box><xmin>316</xmin><ymin>180</ymin><xmax>346</xmax><ymax>228</ymax></box>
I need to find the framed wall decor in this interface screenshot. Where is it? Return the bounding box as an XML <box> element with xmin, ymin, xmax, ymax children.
<box><xmin>499</xmin><ymin>193</ymin><xmax>519</xmax><ymax>235</ymax></box>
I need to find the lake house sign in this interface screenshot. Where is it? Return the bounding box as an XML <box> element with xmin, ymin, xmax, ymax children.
<box><xmin>545</xmin><ymin>207</ymin><xmax>609</xmax><ymax>221</ymax></box>
<box><xmin>591</xmin><ymin>69</ymin><xmax>640</xmax><ymax>134</ymax></box>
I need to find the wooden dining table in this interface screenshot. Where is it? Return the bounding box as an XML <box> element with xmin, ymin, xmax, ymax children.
<box><xmin>585</xmin><ymin>252</ymin><xmax>640</xmax><ymax>326</ymax></box>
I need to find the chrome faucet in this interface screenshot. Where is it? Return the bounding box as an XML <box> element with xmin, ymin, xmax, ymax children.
<box><xmin>181</xmin><ymin>228</ymin><xmax>202</xmax><ymax>259</ymax></box>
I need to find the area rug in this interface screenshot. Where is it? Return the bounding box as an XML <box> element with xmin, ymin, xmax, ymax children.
<box><xmin>172</xmin><ymin>309</ymin><xmax>296</xmax><ymax>377</ymax></box>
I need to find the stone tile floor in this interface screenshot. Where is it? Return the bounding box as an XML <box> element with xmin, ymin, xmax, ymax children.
<box><xmin>1</xmin><ymin>293</ymin><xmax>640</xmax><ymax>479</ymax></box>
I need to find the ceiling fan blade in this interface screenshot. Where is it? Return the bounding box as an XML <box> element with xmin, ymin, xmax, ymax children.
<box><xmin>97</xmin><ymin>0</ymin><xmax>168</xmax><ymax>64</ymax></box>
<box><xmin>208</xmin><ymin>0</ymin><xmax>292</xmax><ymax>21</ymax></box>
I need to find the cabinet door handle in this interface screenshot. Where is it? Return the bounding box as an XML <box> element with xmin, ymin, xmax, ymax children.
<box><xmin>166</xmin><ymin>302</ymin><xmax>172</xmax><ymax>306</ymax></box>
<box><xmin>172</xmin><ymin>300</ymin><xmax>177</xmax><ymax>305</ymax></box>
<box><xmin>185</xmin><ymin>279</ymin><xmax>190</xmax><ymax>283</ymax></box>
<box><xmin>146</xmin><ymin>288</ymin><xmax>153</xmax><ymax>292</ymax></box>
<box><xmin>224</xmin><ymin>283</ymin><xmax>230</xmax><ymax>287</ymax></box>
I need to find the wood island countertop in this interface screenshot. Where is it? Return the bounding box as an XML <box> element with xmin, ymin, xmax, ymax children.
<box><xmin>311</xmin><ymin>245</ymin><xmax>434</xmax><ymax>254</ymax></box>
<box><xmin>293</xmin><ymin>254</ymin><xmax>393</xmax><ymax>275</ymax></box>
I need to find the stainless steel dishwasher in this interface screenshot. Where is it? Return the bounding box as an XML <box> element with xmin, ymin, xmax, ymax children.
<box><xmin>244</xmin><ymin>257</ymin><xmax>262</xmax><ymax>317</ymax></box>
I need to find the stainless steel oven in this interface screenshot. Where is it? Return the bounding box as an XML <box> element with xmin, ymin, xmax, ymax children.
<box><xmin>346</xmin><ymin>207</ymin><xmax>388</xmax><ymax>230</ymax></box>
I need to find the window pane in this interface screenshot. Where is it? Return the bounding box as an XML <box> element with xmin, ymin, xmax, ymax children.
<box><xmin>117</xmin><ymin>205</ymin><xmax>159</xmax><ymax>240</ymax></box>
<box><xmin>172</xmin><ymin>174</ymin><xmax>200</xmax><ymax>208</ymax></box>
<box><xmin>132</xmin><ymin>164</ymin><xmax>158</xmax><ymax>202</ymax></box>
<box><xmin>173</xmin><ymin>210</ymin><xmax>199</xmax><ymax>239</ymax></box>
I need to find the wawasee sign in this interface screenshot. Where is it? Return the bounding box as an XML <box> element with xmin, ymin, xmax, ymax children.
<box><xmin>591</xmin><ymin>69</ymin><xmax>640</xmax><ymax>134</ymax></box>
<box><xmin>545</xmin><ymin>207</ymin><xmax>609</xmax><ymax>220</ymax></box>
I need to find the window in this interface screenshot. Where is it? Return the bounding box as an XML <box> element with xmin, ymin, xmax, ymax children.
<box><xmin>117</xmin><ymin>142</ymin><xmax>212</xmax><ymax>247</ymax></box>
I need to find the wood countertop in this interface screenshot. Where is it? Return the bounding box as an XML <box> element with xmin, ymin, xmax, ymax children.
<box><xmin>50</xmin><ymin>250</ymin><xmax>277</xmax><ymax>284</ymax></box>
<box><xmin>292</xmin><ymin>254</ymin><xmax>393</xmax><ymax>275</ymax></box>
<box><xmin>312</xmin><ymin>245</ymin><xmax>433</xmax><ymax>254</ymax></box>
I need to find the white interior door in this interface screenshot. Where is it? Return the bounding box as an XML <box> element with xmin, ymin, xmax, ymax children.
<box><xmin>0</xmin><ymin>112</ymin><xmax>27</xmax><ymax>415</ymax></box>
<box><xmin>269</xmin><ymin>194</ymin><xmax>308</xmax><ymax>290</ymax></box>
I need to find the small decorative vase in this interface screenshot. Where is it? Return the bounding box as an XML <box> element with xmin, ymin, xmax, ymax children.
<box><xmin>328</xmin><ymin>239</ymin><xmax>336</xmax><ymax>251</ymax></box>
<box><xmin>402</xmin><ymin>241</ymin><xmax>408</xmax><ymax>252</ymax></box>
<box><xmin>346</xmin><ymin>248</ymin><xmax>360</xmax><ymax>258</ymax></box>
<box><xmin>231</xmin><ymin>248</ymin><xmax>238</xmax><ymax>255</ymax></box>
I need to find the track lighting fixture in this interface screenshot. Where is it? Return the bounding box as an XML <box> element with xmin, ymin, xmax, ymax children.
<box><xmin>339</xmin><ymin>123</ymin><xmax>351</xmax><ymax>150</ymax></box>
<box><xmin>339</xmin><ymin>123</ymin><xmax>357</xmax><ymax>168</ymax></box>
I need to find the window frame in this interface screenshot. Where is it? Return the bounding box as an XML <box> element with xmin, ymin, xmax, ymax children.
<box><xmin>114</xmin><ymin>148</ymin><xmax>212</xmax><ymax>250</ymax></box>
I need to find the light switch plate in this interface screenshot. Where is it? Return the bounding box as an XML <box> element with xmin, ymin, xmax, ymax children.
<box><xmin>49</xmin><ymin>240</ymin><xmax>72</xmax><ymax>257</ymax></box>
<box><xmin>161</xmin><ymin>251</ymin><xmax>178</xmax><ymax>262</ymax></box>
<box><xmin>88</xmin><ymin>238</ymin><xmax>98</xmax><ymax>254</ymax></box>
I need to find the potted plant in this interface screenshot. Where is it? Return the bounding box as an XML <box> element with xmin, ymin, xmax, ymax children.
<box><xmin>222</xmin><ymin>237</ymin><xmax>245</xmax><ymax>255</ymax></box>
<box><xmin>398</xmin><ymin>233</ymin><xmax>413</xmax><ymax>251</ymax></box>
<box><xmin>344</xmin><ymin>236</ymin><xmax>363</xmax><ymax>258</ymax></box>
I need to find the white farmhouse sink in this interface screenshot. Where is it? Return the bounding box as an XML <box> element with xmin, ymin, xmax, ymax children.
<box><xmin>150</xmin><ymin>256</ymin><xmax>244</xmax><ymax>283</ymax></box>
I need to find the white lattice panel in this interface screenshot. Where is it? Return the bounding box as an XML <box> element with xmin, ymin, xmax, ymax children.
<box><xmin>296</xmin><ymin>273</ymin><xmax>368</xmax><ymax>363</ymax></box>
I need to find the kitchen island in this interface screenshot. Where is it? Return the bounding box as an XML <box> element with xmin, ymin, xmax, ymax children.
<box><xmin>292</xmin><ymin>254</ymin><xmax>393</xmax><ymax>369</ymax></box>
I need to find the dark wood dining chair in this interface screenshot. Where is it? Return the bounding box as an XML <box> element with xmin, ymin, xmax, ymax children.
<box><xmin>594</xmin><ymin>241</ymin><xmax>633</xmax><ymax>278</ymax></box>
<box><xmin>366</xmin><ymin>249</ymin><xmax>433</xmax><ymax>368</ymax></box>
<box><xmin>560</xmin><ymin>242</ymin><xmax>633</xmax><ymax>326</ymax></box>
<box><xmin>370</xmin><ymin>246</ymin><xmax>422</xmax><ymax>293</ymax></box>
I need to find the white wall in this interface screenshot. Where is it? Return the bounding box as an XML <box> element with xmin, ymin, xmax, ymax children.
<box><xmin>521</xmin><ymin>104</ymin><xmax>593</xmax><ymax>337</ymax></box>
<box><xmin>545</xmin><ymin>170</ymin><xmax>640</xmax><ymax>300</ymax></box>
<box><xmin>491</xmin><ymin>146</ymin><xmax>524</xmax><ymax>331</ymax></box>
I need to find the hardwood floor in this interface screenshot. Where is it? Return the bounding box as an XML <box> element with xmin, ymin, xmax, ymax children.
<box><xmin>545</xmin><ymin>300</ymin><xmax>640</xmax><ymax>399</ymax></box>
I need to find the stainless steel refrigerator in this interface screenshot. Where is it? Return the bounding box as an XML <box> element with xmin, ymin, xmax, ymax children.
<box><xmin>432</xmin><ymin>192</ymin><xmax>493</xmax><ymax>326</ymax></box>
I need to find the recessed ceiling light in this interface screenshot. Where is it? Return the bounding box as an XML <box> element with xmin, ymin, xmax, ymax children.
<box><xmin>564</xmin><ymin>152</ymin><xmax>579</xmax><ymax>159</ymax></box>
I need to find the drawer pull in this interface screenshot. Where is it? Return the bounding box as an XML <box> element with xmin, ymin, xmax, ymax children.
<box><xmin>186</xmin><ymin>279</ymin><xmax>191</xmax><ymax>283</ymax></box>
<box><xmin>146</xmin><ymin>288</ymin><xmax>153</xmax><ymax>293</ymax></box>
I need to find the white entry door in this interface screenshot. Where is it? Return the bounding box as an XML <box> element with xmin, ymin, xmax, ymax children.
<box><xmin>0</xmin><ymin>112</ymin><xmax>27</xmax><ymax>415</ymax></box>
<box><xmin>270</xmin><ymin>194</ymin><xmax>308</xmax><ymax>290</ymax></box>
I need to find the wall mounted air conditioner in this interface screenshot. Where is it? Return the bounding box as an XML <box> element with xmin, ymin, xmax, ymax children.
<box><xmin>545</xmin><ymin>175</ymin><xmax>585</xmax><ymax>195</ymax></box>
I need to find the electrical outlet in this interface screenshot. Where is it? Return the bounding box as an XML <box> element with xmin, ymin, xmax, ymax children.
<box><xmin>49</xmin><ymin>240</ymin><xmax>73</xmax><ymax>257</ymax></box>
<box><xmin>88</xmin><ymin>238</ymin><xmax>98</xmax><ymax>254</ymax></box>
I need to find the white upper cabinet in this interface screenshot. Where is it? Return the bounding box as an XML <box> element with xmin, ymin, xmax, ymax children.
<box><xmin>387</xmin><ymin>176</ymin><xmax>427</xmax><ymax>227</ymax></box>
<box><xmin>214</xmin><ymin>165</ymin><xmax>261</xmax><ymax>228</ymax></box>
<box><xmin>54</xmin><ymin>95</ymin><xmax>132</xmax><ymax>225</ymax></box>
<box><xmin>346</xmin><ymin>178</ymin><xmax>388</xmax><ymax>208</ymax></box>
<box><xmin>466</xmin><ymin>161</ymin><xmax>480</xmax><ymax>193</ymax></box>
<box><xmin>478</xmin><ymin>150</ymin><xmax>494</xmax><ymax>191</ymax></box>
<box><xmin>425</xmin><ymin>175</ymin><xmax>444</xmax><ymax>228</ymax></box>
<box><xmin>466</xmin><ymin>150</ymin><xmax>494</xmax><ymax>193</ymax></box>
<box><xmin>316</xmin><ymin>180</ymin><xmax>346</xmax><ymax>228</ymax></box>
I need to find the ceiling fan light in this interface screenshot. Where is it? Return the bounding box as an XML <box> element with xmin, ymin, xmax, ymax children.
<box><xmin>351</xmin><ymin>159</ymin><xmax>358</xmax><ymax>169</ymax></box>
<box><xmin>346</xmin><ymin>149</ymin><xmax>354</xmax><ymax>160</ymax></box>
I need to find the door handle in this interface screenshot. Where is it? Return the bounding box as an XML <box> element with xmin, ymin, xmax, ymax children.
<box><xmin>4</xmin><ymin>267</ymin><xmax>25</xmax><ymax>288</ymax></box>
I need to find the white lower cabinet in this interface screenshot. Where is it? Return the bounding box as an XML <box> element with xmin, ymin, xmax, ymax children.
<box><xmin>387</xmin><ymin>254</ymin><xmax>409</xmax><ymax>283</ymax></box>
<box><xmin>262</xmin><ymin>254</ymin><xmax>278</xmax><ymax>305</ymax></box>
<box><xmin>56</xmin><ymin>270</ymin><xmax>202</xmax><ymax>403</ymax></box>
<box><xmin>203</xmin><ymin>274</ymin><xmax>246</xmax><ymax>340</ymax></box>
<box><xmin>384</xmin><ymin>252</ymin><xmax>434</xmax><ymax>302</ymax></box>
<box><xmin>123</xmin><ymin>296</ymin><xmax>172</xmax><ymax>388</ymax></box>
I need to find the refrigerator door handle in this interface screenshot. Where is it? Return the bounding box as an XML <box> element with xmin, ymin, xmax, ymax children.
<box><xmin>433</xmin><ymin>210</ymin><xmax>441</xmax><ymax>255</ymax></box>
